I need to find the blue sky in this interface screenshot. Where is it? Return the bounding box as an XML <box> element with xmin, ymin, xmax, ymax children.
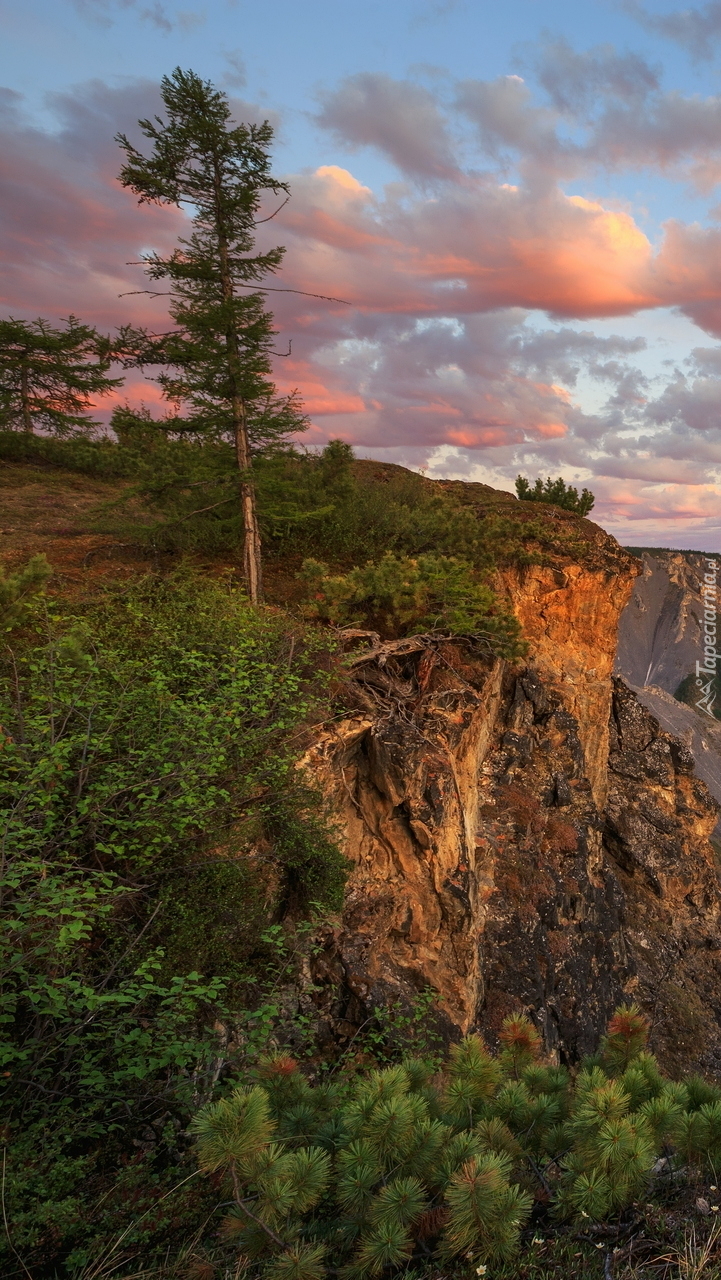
<box><xmin>4</xmin><ymin>0</ymin><xmax>721</xmax><ymax>545</ymax></box>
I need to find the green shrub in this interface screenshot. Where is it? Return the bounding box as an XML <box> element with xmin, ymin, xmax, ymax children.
<box><xmin>0</xmin><ymin>551</ymin><xmax>51</xmax><ymax>630</ymax></box>
<box><xmin>60</xmin><ymin>433</ymin><xmax>559</xmax><ymax>576</ymax></box>
<box><xmin>0</xmin><ymin>426</ymin><xmax>138</xmax><ymax>476</ymax></box>
<box><xmin>186</xmin><ymin>1004</ymin><xmax>721</xmax><ymax>1279</ymax></box>
<box><xmin>191</xmin><ymin>1053</ymin><xmax>532</xmax><ymax>1278</ymax></box>
<box><xmin>298</xmin><ymin>552</ymin><xmax>525</xmax><ymax>656</ymax></box>
<box><xmin>0</xmin><ymin>564</ymin><xmax>346</xmax><ymax>1273</ymax></box>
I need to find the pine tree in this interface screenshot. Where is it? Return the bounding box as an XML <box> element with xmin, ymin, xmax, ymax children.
<box><xmin>0</xmin><ymin>316</ymin><xmax>121</xmax><ymax>434</ymax></box>
<box><xmin>191</xmin><ymin>1053</ymin><xmax>531</xmax><ymax>1278</ymax></box>
<box><xmin>116</xmin><ymin>67</ymin><xmax>307</xmax><ymax>603</ymax></box>
<box><xmin>515</xmin><ymin>474</ymin><xmax>595</xmax><ymax>516</ymax></box>
<box><xmin>298</xmin><ymin>552</ymin><xmax>525</xmax><ymax>655</ymax></box>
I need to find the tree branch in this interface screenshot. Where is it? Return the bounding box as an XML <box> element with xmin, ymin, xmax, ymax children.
<box><xmin>230</xmin><ymin>1167</ymin><xmax>288</xmax><ymax>1250</ymax></box>
<box><xmin>255</xmin><ymin>196</ymin><xmax>290</xmax><ymax>224</ymax></box>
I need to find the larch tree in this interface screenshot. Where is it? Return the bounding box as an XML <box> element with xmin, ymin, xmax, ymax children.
<box><xmin>0</xmin><ymin>316</ymin><xmax>121</xmax><ymax>435</ymax></box>
<box><xmin>116</xmin><ymin>66</ymin><xmax>307</xmax><ymax>603</ymax></box>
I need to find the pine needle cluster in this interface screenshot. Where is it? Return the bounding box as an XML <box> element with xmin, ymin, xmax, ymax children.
<box><xmin>190</xmin><ymin>1006</ymin><xmax>721</xmax><ymax>1280</ymax></box>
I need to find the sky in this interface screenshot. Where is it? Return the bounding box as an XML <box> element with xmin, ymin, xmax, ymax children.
<box><xmin>5</xmin><ymin>3</ymin><xmax>721</xmax><ymax>546</ymax></box>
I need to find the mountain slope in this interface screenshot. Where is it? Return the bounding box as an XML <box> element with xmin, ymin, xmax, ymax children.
<box><xmin>615</xmin><ymin>549</ymin><xmax>721</xmax><ymax>818</ymax></box>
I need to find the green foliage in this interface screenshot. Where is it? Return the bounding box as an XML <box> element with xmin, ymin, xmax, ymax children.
<box><xmin>0</xmin><ymin>314</ymin><xmax>122</xmax><ymax>434</ymax></box>
<box><xmin>0</xmin><ymin>551</ymin><xmax>51</xmax><ymax>631</ymax></box>
<box><xmin>600</xmin><ymin>1003</ymin><xmax>652</xmax><ymax>1072</ymax></box>
<box><xmin>110</xmin><ymin>400</ymin><xmax>170</xmax><ymax>449</ymax></box>
<box><xmin>98</xmin><ymin>436</ymin><xmax>557</xmax><ymax>578</ymax></box>
<box><xmin>0</xmin><ymin>426</ymin><xmax>139</xmax><ymax>476</ymax></box>
<box><xmin>191</xmin><ymin>1055</ymin><xmax>531</xmax><ymax>1278</ymax></box>
<box><xmin>0</xmin><ymin>564</ymin><xmax>346</xmax><ymax>1272</ymax></box>
<box><xmin>298</xmin><ymin>552</ymin><xmax>525</xmax><ymax>655</ymax></box>
<box><xmin>116</xmin><ymin>67</ymin><xmax>302</xmax><ymax>444</ymax></box>
<box><xmin>186</xmin><ymin>1006</ymin><xmax>721</xmax><ymax>1280</ymax></box>
<box><xmin>365</xmin><ymin>989</ymin><xmax>446</xmax><ymax>1065</ymax></box>
<box><xmin>256</xmin><ymin>446</ymin><xmax>560</xmax><ymax>574</ymax></box>
<box><xmin>515</xmin><ymin>474</ymin><xmax>595</xmax><ymax>516</ymax></box>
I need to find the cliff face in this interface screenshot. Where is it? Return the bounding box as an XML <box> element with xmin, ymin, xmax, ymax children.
<box><xmin>303</xmin><ymin>513</ymin><xmax>721</xmax><ymax>1074</ymax></box>
<box><xmin>616</xmin><ymin>550</ymin><xmax>709</xmax><ymax>693</ymax></box>
<box><xmin>615</xmin><ymin>550</ymin><xmax>721</xmax><ymax>822</ymax></box>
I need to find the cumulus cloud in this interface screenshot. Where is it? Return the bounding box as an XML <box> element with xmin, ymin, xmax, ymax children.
<box><xmin>455</xmin><ymin>75</ymin><xmax>571</xmax><ymax>182</ymax></box>
<box><xmin>3</xmin><ymin>66</ymin><xmax>721</xmax><ymax>544</ymax></box>
<box><xmin>455</xmin><ymin>46</ymin><xmax>721</xmax><ymax>192</ymax></box>
<box><xmin>626</xmin><ymin>1</ymin><xmax>721</xmax><ymax>61</ymax></box>
<box><xmin>277</xmin><ymin>163</ymin><xmax>721</xmax><ymax>335</ymax></box>
<box><xmin>535</xmin><ymin>38</ymin><xmax>659</xmax><ymax>115</ymax></box>
<box><xmin>314</xmin><ymin>74</ymin><xmax>460</xmax><ymax>180</ymax></box>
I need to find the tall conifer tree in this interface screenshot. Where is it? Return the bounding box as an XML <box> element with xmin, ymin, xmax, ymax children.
<box><xmin>117</xmin><ymin>67</ymin><xmax>305</xmax><ymax>603</ymax></box>
<box><xmin>0</xmin><ymin>316</ymin><xmax>121</xmax><ymax>434</ymax></box>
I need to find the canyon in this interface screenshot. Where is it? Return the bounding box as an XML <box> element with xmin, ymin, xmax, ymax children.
<box><xmin>304</xmin><ymin>502</ymin><xmax>721</xmax><ymax>1077</ymax></box>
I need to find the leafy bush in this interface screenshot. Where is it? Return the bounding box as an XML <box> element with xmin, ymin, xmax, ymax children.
<box><xmin>515</xmin><ymin>474</ymin><xmax>595</xmax><ymax>516</ymax></box>
<box><xmin>1</xmin><ymin>569</ymin><xmax>345</xmax><ymax>1091</ymax></box>
<box><xmin>187</xmin><ymin>1004</ymin><xmax>721</xmax><ymax>1280</ymax></box>
<box><xmin>0</xmin><ymin>564</ymin><xmax>346</xmax><ymax>1273</ymax></box>
<box><xmin>298</xmin><ymin>552</ymin><xmax>525</xmax><ymax>656</ymax></box>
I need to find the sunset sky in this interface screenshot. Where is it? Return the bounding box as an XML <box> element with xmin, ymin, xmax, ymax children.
<box><xmin>4</xmin><ymin>1</ymin><xmax>721</xmax><ymax>546</ymax></box>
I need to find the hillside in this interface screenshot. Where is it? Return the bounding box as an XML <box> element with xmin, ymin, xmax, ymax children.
<box><xmin>5</xmin><ymin>441</ymin><xmax>721</xmax><ymax>1279</ymax></box>
<box><xmin>3</xmin><ymin>446</ymin><xmax>718</xmax><ymax>1065</ymax></box>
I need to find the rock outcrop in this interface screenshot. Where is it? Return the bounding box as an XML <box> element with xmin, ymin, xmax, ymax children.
<box><xmin>624</xmin><ymin>683</ymin><xmax>721</xmax><ymax>821</ymax></box>
<box><xmin>303</xmin><ymin>508</ymin><xmax>721</xmax><ymax>1075</ymax></box>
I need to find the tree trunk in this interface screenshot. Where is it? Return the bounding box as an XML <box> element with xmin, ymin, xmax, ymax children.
<box><xmin>20</xmin><ymin>363</ymin><xmax>33</xmax><ymax>433</ymax></box>
<box><xmin>214</xmin><ymin>162</ymin><xmax>263</xmax><ymax>604</ymax></box>
<box><xmin>233</xmin><ymin>396</ymin><xmax>263</xmax><ymax>604</ymax></box>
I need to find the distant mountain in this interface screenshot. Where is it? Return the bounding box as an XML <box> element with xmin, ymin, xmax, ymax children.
<box><xmin>616</xmin><ymin>549</ymin><xmax>712</xmax><ymax>692</ymax></box>
<box><xmin>615</xmin><ymin>548</ymin><xmax>721</xmax><ymax>824</ymax></box>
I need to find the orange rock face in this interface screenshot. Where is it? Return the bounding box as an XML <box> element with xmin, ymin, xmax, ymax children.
<box><xmin>302</xmin><ymin>515</ymin><xmax>721</xmax><ymax>1073</ymax></box>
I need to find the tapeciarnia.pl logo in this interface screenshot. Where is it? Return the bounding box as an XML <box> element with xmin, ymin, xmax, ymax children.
<box><xmin>696</xmin><ymin>557</ymin><xmax>719</xmax><ymax>718</ymax></box>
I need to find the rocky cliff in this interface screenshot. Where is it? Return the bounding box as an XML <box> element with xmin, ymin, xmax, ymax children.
<box><xmin>304</xmin><ymin>504</ymin><xmax>721</xmax><ymax>1076</ymax></box>
<box><xmin>615</xmin><ymin>549</ymin><xmax>721</xmax><ymax>821</ymax></box>
<box><xmin>616</xmin><ymin>549</ymin><xmax>710</xmax><ymax>693</ymax></box>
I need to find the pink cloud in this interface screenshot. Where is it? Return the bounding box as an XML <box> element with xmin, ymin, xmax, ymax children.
<box><xmin>2</xmin><ymin>72</ymin><xmax>721</xmax><ymax>544</ymax></box>
<box><xmin>278</xmin><ymin>166</ymin><xmax>721</xmax><ymax>331</ymax></box>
